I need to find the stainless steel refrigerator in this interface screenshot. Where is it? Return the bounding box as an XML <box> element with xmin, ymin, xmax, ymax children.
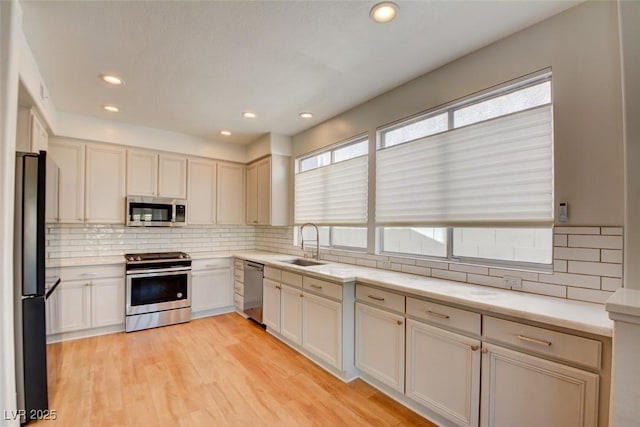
<box><xmin>14</xmin><ymin>151</ymin><xmax>49</xmax><ymax>423</ymax></box>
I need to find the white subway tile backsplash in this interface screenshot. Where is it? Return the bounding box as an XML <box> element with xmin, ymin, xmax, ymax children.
<box><xmin>467</xmin><ymin>274</ymin><xmax>506</xmax><ymax>289</ymax></box>
<box><xmin>520</xmin><ymin>281</ymin><xmax>567</xmax><ymax>298</ymax></box>
<box><xmin>601</xmin><ymin>227</ymin><xmax>623</xmax><ymax>235</ymax></box>
<box><xmin>432</xmin><ymin>269</ymin><xmax>466</xmax><ymax>282</ymax></box>
<box><xmin>567</xmin><ymin>261</ymin><xmax>622</xmax><ymax>278</ymax></box>
<box><xmin>553</xmin><ymin>227</ymin><xmax>601</xmax><ymax>235</ymax></box>
<box><xmin>488</xmin><ymin>268</ymin><xmax>539</xmax><ymax>282</ymax></box>
<box><xmin>553</xmin><ymin>260</ymin><xmax>568</xmax><ymax>273</ymax></box>
<box><xmin>567</xmin><ymin>287</ymin><xmax>613</xmax><ymax>304</ymax></box>
<box><xmin>601</xmin><ymin>249</ymin><xmax>623</xmax><ymax>264</ymax></box>
<box><xmin>554</xmin><ymin>247</ymin><xmax>600</xmax><ymax>262</ymax></box>
<box><xmin>568</xmin><ymin>235</ymin><xmax>623</xmax><ymax>250</ymax></box>
<box><xmin>554</xmin><ymin>234</ymin><xmax>568</xmax><ymax>247</ymax></box>
<box><xmin>538</xmin><ymin>272</ymin><xmax>601</xmax><ymax>289</ymax></box>
<box><xmin>401</xmin><ymin>265</ymin><xmax>431</xmax><ymax>277</ymax></box>
<box><xmin>449</xmin><ymin>264</ymin><xmax>489</xmax><ymax>275</ymax></box>
<box><xmin>602</xmin><ymin>277</ymin><xmax>623</xmax><ymax>292</ymax></box>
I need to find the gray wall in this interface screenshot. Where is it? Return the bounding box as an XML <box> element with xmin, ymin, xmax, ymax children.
<box><xmin>292</xmin><ymin>1</ymin><xmax>623</xmax><ymax>227</ymax></box>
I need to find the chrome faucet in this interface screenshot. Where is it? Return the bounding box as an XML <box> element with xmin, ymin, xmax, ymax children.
<box><xmin>300</xmin><ymin>223</ymin><xmax>320</xmax><ymax>261</ymax></box>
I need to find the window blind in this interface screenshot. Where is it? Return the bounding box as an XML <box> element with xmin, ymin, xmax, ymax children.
<box><xmin>376</xmin><ymin>105</ymin><xmax>553</xmax><ymax>226</ymax></box>
<box><xmin>295</xmin><ymin>155</ymin><xmax>368</xmax><ymax>225</ymax></box>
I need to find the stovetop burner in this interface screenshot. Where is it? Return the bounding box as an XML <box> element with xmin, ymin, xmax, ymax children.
<box><xmin>124</xmin><ymin>251</ymin><xmax>190</xmax><ymax>263</ymax></box>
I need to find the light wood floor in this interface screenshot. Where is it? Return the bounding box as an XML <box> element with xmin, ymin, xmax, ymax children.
<box><xmin>37</xmin><ymin>313</ymin><xmax>435</xmax><ymax>427</ymax></box>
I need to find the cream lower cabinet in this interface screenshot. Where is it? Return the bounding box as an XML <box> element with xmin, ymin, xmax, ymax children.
<box><xmin>233</xmin><ymin>259</ymin><xmax>244</xmax><ymax>313</ymax></box>
<box><xmin>280</xmin><ymin>284</ymin><xmax>303</xmax><ymax>345</ymax></box>
<box><xmin>191</xmin><ymin>259</ymin><xmax>233</xmax><ymax>316</ymax></box>
<box><xmin>355</xmin><ymin>302</ymin><xmax>405</xmax><ymax>393</ymax></box>
<box><xmin>480</xmin><ymin>343</ymin><xmax>599</xmax><ymax>427</ymax></box>
<box><xmin>302</xmin><ymin>292</ymin><xmax>342</xmax><ymax>369</ymax></box>
<box><xmin>406</xmin><ymin>319</ymin><xmax>481</xmax><ymax>427</ymax></box>
<box><xmin>47</xmin><ymin>264</ymin><xmax>125</xmax><ymax>339</ymax></box>
<box><xmin>262</xmin><ymin>278</ymin><xmax>281</xmax><ymax>331</ymax></box>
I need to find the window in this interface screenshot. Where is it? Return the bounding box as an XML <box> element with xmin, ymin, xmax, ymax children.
<box><xmin>294</xmin><ymin>136</ymin><xmax>369</xmax><ymax>249</ymax></box>
<box><xmin>377</xmin><ymin>72</ymin><xmax>553</xmax><ymax>266</ymax></box>
<box><xmin>295</xmin><ymin>225</ymin><xmax>367</xmax><ymax>250</ymax></box>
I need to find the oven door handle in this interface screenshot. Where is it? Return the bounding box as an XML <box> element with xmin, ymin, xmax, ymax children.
<box><xmin>127</xmin><ymin>266</ymin><xmax>192</xmax><ymax>277</ymax></box>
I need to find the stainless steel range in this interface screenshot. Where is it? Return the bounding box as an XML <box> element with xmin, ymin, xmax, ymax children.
<box><xmin>124</xmin><ymin>251</ymin><xmax>192</xmax><ymax>332</ymax></box>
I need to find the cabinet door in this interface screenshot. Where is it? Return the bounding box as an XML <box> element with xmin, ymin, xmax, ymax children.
<box><xmin>127</xmin><ymin>149</ymin><xmax>158</xmax><ymax>196</ymax></box>
<box><xmin>281</xmin><ymin>284</ymin><xmax>303</xmax><ymax>345</ymax></box>
<box><xmin>53</xmin><ymin>280</ymin><xmax>91</xmax><ymax>333</ymax></box>
<box><xmin>85</xmin><ymin>144</ymin><xmax>126</xmax><ymax>223</ymax></box>
<box><xmin>302</xmin><ymin>292</ymin><xmax>342</xmax><ymax>369</ymax></box>
<box><xmin>355</xmin><ymin>303</ymin><xmax>405</xmax><ymax>393</ymax></box>
<box><xmin>480</xmin><ymin>343</ymin><xmax>599</xmax><ymax>427</ymax></box>
<box><xmin>263</xmin><ymin>278</ymin><xmax>281</xmax><ymax>332</ymax></box>
<box><xmin>45</xmin><ymin>290</ymin><xmax>58</xmax><ymax>336</ymax></box>
<box><xmin>246</xmin><ymin>163</ymin><xmax>258</xmax><ymax>224</ymax></box>
<box><xmin>256</xmin><ymin>157</ymin><xmax>271</xmax><ymax>225</ymax></box>
<box><xmin>158</xmin><ymin>154</ymin><xmax>187</xmax><ymax>198</ymax></box>
<box><xmin>32</xmin><ymin>112</ymin><xmax>48</xmax><ymax>152</ymax></box>
<box><xmin>217</xmin><ymin>162</ymin><xmax>245</xmax><ymax>224</ymax></box>
<box><xmin>406</xmin><ymin>319</ymin><xmax>480</xmax><ymax>427</ymax></box>
<box><xmin>188</xmin><ymin>158</ymin><xmax>216</xmax><ymax>225</ymax></box>
<box><xmin>48</xmin><ymin>140</ymin><xmax>85</xmax><ymax>223</ymax></box>
<box><xmin>90</xmin><ymin>277</ymin><xmax>125</xmax><ymax>328</ymax></box>
<box><xmin>192</xmin><ymin>268</ymin><xmax>233</xmax><ymax>313</ymax></box>
<box><xmin>45</xmin><ymin>156</ymin><xmax>59</xmax><ymax>223</ymax></box>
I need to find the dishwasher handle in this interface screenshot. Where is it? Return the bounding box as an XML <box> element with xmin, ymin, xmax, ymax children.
<box><xmin>244</xmin><ymin>261</ymin><xmax>265</xmax><ymax>271</ymax></box>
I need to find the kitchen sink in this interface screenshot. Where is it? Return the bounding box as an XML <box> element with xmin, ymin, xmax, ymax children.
<box><xmin>279</xmin><ymin>258</ymin><xmax>324</xmax><ymax>267</ymax></box>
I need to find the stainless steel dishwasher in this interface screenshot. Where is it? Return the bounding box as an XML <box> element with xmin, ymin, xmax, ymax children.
<box><xmin>243</xmin><ymin>261</ymin><xmax>264</xmax><ymax>324</ymax></box>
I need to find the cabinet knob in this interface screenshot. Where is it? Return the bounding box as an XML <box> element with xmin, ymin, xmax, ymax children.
<box><xmin>481</xmin><ymin>347</ymin><xmax>488</xmax><ymax>354</ymax></box>
<box><xmin>396</xmin><ymin>320</ymin><xmax>403</xmax><ymax>326</ymax></box>
<box><xmin>470</xmin><ymin>345</ymin><xmax>479</xmax><ymax>352</ymax></box>
<box><xmin>300</xmin><ymin>293</ymin><xmax>304</xmax><ymax>298</ymax></box>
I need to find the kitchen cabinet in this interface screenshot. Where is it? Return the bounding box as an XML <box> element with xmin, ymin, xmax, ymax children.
<box><xmin>187</xmin><ymin>158</ymin><xmax>217</xmax><ymax>225</ymax></box>
<box><xmin>280</xmin><ymin>283</ymin><xmax>303</xmax><ymax>345</ymax></box>
<box><xmin>302</xmin><ymin>291</ymin><xmax>342</xmax><ymax>370</ymax></box>
<box><xmin>245</xmin><ymin>155</ymin><xmax>289</xmax><ymax>225</ymax></box>
<box><xmin>217</xmin><ymin>162</ymin><xmax>245</xmax><ymax>224</ymax></box>
<box><xmin>126</xmin><ymin>149</ymin><xmax>158</xmax><ymax>196</ymax></box>
<box><xmin>16</xmin><ymin>107</ymin><xmax>48</xmax><ymax>153</ymax></box>
<box><xmin>233</xmin><ymin>259</ymin><xmax>244</xmax><ymax>314</ymax></box>
<box><xmin>191</xmin><ymin>258</ymin><xmax>233</xmax><ymax>317</ymax></box>
<box><xmin>355</xmin><ymin>302</ymin><xmax>405</xmax><ymax>393</ymax></box>
<box><xmin>406</xmin><ymin>319</ymin><xmax>480</xmax><ymax>427</ymax></box>
<box><xmin>158</xmin><ymin>153</ymin><xmax>187</xmax><ymax>199</ymax></box>
<box><xmin>47</xmin><ymin>264</ymin><xmax>125</xmax><ymax>339</ymax></box>
<box><xmin>85</xmin><ymin>143</ymin><xmax>126</xmax><ymax>223</ymax></box>
<box><xmin>48</xmin><ymin>139</ymin><xmax>85</xmax><ymax>223</ymax></box>
<box><xmin>262</xmin><ymin>278</ymin><xmax>281</xmax><ymax>331</ymax></box>
<box><xmin>480</xmin><ymin>343</ymin><xmax>599</xmax><ymax>427</ymax></box>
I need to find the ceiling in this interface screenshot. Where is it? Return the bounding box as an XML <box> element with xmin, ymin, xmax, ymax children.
<box><xmin>20</xmin><ymin>0</ymin><xmax>580</xmax><ymax>145</ymax></box>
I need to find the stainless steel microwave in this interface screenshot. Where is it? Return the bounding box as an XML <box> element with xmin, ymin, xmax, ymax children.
<box><xmin>126</xmin><ymin>196</ymin><xmax>187</xmax><ymax>227</ymax></box>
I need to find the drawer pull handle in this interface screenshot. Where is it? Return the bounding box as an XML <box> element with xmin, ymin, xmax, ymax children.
<box><xmin>427</xmin><ymin>310</ymin><xmax>450</xmax><ymax>319</ymax></box>
<box><xmin>310</xmin><ymin>284</ymin><xmax>323</xmax><ymax>290</ymax></box>
<box><xmin>517</xmin><ymin>335</ymin><xmax>552</xmax><ymax>347</ymax></box>
<box><xmin>367</xmin><ymin>295</ymin><xmax>385</xmax><ymax>302</ymax></box>
<box><xmin>471</xmin><ymin>345</ymin><xmax>479</xmax><ymax>351</ymax></box>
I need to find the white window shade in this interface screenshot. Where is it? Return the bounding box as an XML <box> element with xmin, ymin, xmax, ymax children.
<box><xmin>295</xmin><ymin>155</ymin><xmax>368</xmax><ymax>225</ymax></box>
<box><xmin>376</xmin><ymin>105</ymin><xmax>553</xmax><ymax>226</ymax></box>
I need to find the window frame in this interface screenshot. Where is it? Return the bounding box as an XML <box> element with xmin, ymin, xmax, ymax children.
<box><xmin>296</xmin><ymin>134</ymin><xmax>369</xmax><ymax>174</ymax></box>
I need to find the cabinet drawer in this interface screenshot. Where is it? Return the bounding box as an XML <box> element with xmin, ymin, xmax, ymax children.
<box><xmin>264</xmin><ymin>266</ymin><xmax>281</xmax><ymax>281</ymax></box>
<box><xmin>234</xmin><ymin>259</ymin><xmax>243</xmax><ymax>270</ymax></box>
<box><xmin>282</xmin><ymin>271</ymin><xmax>302</xmax><ymax>288</ymax></box>
<box><xmin>235</xmin><ymin>267</ymin><xmax>244</xmax><ymax>282</ymax></box>
<box><xmin>234</xmin><ymin>293</ymin><xmax>243</xmax><ymax>309</ymax></box>
<box><xmin>192</xmin><ymin>257</ymin><xmax>231</xmax><ymax>271</ymax></box>
<box><xmin>483</xmin><ymin>316</ymin><xmax>602</xmax><ymax>370</ymax></box>
<box><xmin>303</xmin><ymin>276</ymin><xmax>342</xmax><ymax>301</ymax></box>
<box><xmin>60</xmin><ymin>264</ymin><xmax>124</xmax><ymax>281</ymax></box>
<box><xmin>356</xmin><ymin>284</ymin><xmax>405</xmax><ymax>313</ymax></box>
<box><xmin>234</xmin><ymin>280</ymin><xmax>244</xmax><ymax>297</ymax></box>
<box><xmin>406</xmin><ymin>297</ymin><xmax>480</xmax><ymax>336</ymax></box>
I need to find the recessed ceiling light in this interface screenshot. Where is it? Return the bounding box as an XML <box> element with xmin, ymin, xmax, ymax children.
<box><xmin>103</xmin><ymin>105</ymin><xmax>119</xmax><ymax>113</ymax></box>
<box><xmin>220</xmin><ymin>130</ymin><xmax>232</xmax><ymax>136</ymax></box>
<box><xmin>242</xmin><ymin>112</ymin><xmax>256</xmax><ymax>119</ymax></box>
<box><xmin>299</xmin><ymin>112</ymin><xmax>313</xmax><ymax>119</ymax></box>
<box><xmin>370</xmin><ymin>2</ymin><xmax>398</xmax><ymax>23</ymax></box>
<box><xmin>100</xmin><ymin>74</ymin><xmax>124</xmax><ymax>86</ymax></box>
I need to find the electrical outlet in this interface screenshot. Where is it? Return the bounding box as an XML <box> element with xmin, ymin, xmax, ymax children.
<box><xmin>503</xmin><ymin>276</ymin><xmax>522</xmax><ymax>289</ymax></box>
<box><xmin>381</xmin><ymin>260</ymin><xmax>392</xmax><ymax>269</ymax></box>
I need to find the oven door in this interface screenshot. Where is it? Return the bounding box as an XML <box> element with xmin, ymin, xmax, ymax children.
<box><xmin>126</xmin><ymin>268</ymin><xmax>191</xmax><ymax>315</ymax></box>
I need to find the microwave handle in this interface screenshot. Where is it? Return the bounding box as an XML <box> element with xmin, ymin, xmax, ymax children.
<box><xmin>172</xmin><ymin>203</ymin><xmax>176</xmax><ymax>223</ymax></box>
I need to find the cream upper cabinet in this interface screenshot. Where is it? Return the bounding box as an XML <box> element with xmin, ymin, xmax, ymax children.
<box><xmin>48</xmin><ymin>139</ymin><xmax>85</xmax><ymax>223</ymax></box>
<box><xmin>45</xmin><ymin>155</ymin><xmax>59</xmax><ymax>223</ymax></box>
<box><xmin>217</xmin><ymin>162</ymin><xmax>245</xmax><ymax>224</ymax></box>
<box><xmin>85</xmin><ymin>143</ymin><xmax>126</xmax><ymax>224</ymax></box>
<box><xmin>246</xmin><ymin>155</ymin><xmax>289</xmax><ymax>226</ymax></box>
<box><xmin>158</xmin><ymin>153</ymin><xmax>187</xmax><ymax>199</ymax></box>
<box><xmin>126</xmin><ymin>149</ymin><xmax>158</xmax><ymax>196</ymax></box>
<box><xmin>187</xmin><ymin>158</ymin><xmax>217</xmax><ymax>225</ymax></box>
<box><xmin>16</xmin><ymin>107</ymin><xmax>48</xmax><ymax>153</ymax></box>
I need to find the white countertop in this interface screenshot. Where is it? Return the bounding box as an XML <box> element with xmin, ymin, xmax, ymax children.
<box><xmin>48</xmin><ymin>250</ymin><xmax>613</xmax><ymax>337</ymax></box>
<box><xmin>235</xmin><ymin>251</ymin><xmax>613</xmax><ymax>337</ymax></box>
<box><xmin>606</xmin><ymin>288</ymin><xmax>640</xmax><ymax>319</ymax></box>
